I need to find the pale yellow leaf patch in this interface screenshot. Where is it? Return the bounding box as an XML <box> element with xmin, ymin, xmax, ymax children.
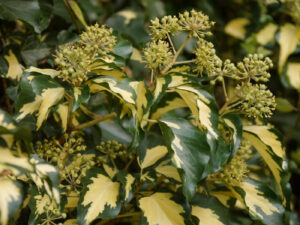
<box><xmin>17</xmin><ymin>95</ymin><xmax>43</xmax><ymax>121</ymax></box>
<box><xmin>74</xmin><ymin>87</ymin><xmax>82</xmax><ymax>102</ymax></box>
<box><xmin>223</xmin><ymin>118</ymin><xmax>237</xmax><ymax>145</ymax></box>
<box><xmin>56</xmin><ymin>103</ymin><xmax>68</xmax><ymax>131</ymax></box>
<box><xmin>139</xmin><ymin>192</ymin><xmax>185</xmax><ymax>225</ymax></box>
<box><xmin>286</xmin><ymin>62</ymin><xmax>300</xmax><ymax>91</ymax></box>
<box><xmin>91</xmin><ymin>69</ymin><xmax>125</xmax><ymax>81</ymax></box>
<box><xmin>135</xmin><ymin>81</ymin><xmax>148</xmax><ymax>123</ymax></box>
<box><xmin>155</xmin><ymin>164</ymin><xmax>181</xmax><ymax>182</ymax></box>
<box><xmin>225</xmin><ymin>18</ymin><xmax>250</xmax><ymax>40</ymax></box>
<box><xmin>192</xmin><ymin>206</ymin><xmax>225</xmax><ymax>225</ymax></box>
<box><xmin>3</xmin><ymin>50</ymin><xmax>23</xmax><ymax>80</ymax></box>
<box><xmin>63</xmin><ymin>219</ymin><xmax>78</xmax><ymax>225</ymax></box>
<box><xmin>0</xmin><ymin>178</ymin><xmax>22</xmax><ymax>225</ymax></box>
<box><xmin>230</xmin><ymin>180</ymin><xmax>281</xmax><ymax>219</ymax></box>
<box><xmin>211</xmin><ymin>192</ymin><xmax>234</xmax><ymax>208</ymax></box>
<box><xmin>0</xmin><ymin>114</ymin><xmax>15</xmax><ymax>148</ymax></box>
<box><xmin>168</xmin><ymin>76</ymin><xmax>188</xmax><ymax>88</ymax></box>
<box><xmin>140</xmin><ymin>145</ymin><xmax>168</xmax><ymax>169</ymax></box>
<box><xmin>103</xmin><ymin>164</ymin><xmax>118</xmax><ymax>179</ymax></box>
<box><xmin>36</xmin><ymin>88</ymin><xmax>65</xmax><ymax>129</ymax></box>
<box><xmin>69</xmin><ymin>0</ymin><xmax>87</xmax><ymax>27</ymax></box>
<box><xmin>25</xmin><ymin>67</ymin><xmax>60</xmax><ymax>78</ymax></box>
<box><xmin>131</xmin><ymin>48</ymin><xmax>144</xmax><ymax>62</ymax></box>
<box><xmin>278</xmin><ymin>24</ymin><xmax>300</xmax><ymax>73</ymax></box>
<box><xmin>82</xmin><ymin>174</ymin><xmax>120</xmax><ymax>224</ymax></box>
<box><xmin>256</xmin><ymin>23</ymin><xmax>278</xmax><ymax>45</ymax></box>
<box><xmin>116</xmin><ymin>10</ymin><xmax>137</xmax><ymax>24</ymax></box>
<box><xmin>125</xmin><ymin>174</ymin><xmax>135</xmax><ymax>201</ymax></box>
<box><xmin>66</xmin><ymin>191</ymin><xmax>79</xmax><ymax>208</ymax></box>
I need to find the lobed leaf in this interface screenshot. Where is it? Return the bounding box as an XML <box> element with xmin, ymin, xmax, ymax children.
<box><xmin>3</xmin><ymin>50</ymin><xmax>23</xmax><ymax>80</ymax></box>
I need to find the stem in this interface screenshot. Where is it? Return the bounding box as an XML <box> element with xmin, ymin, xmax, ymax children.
<box><xmin>66</xmin><ymin>95</ymin><xmax>74</xmax><ymax>132</ymax></box>
<box><xmin>167</xmin><ymin>33</ymin><xmax>176</xmax><ymax>54</ymax></box>
<box><xmin>161</xmin><ymin>34</ymin><xmax>191</xmax><ymax>75</ymax></box>
<box><xmin>80</xmin><ymin>105</ymin><xmax>100</xmax><ymax>118</ymax></box>
<box><xmin>125</xmin><ymin>156</ymin><xmax>135</xmax><ymax>170</ymax></box>
<box><xmin>174</xmin><ymin>59</ymin><xmax>196</xmax><ymax>65</ymax></box>
<box><xmin>221</xmin><ymin>78</ymin><xmax>228</xmax><ymax>101</ymax></box>
<box><xmin>62</xmin><ymin>0</ymin><xmax>81</xmax><ymax>33</ymax></box>
<box><xmin>72</xmin><ymin>112</ymin><xmax>117</xmax><ymax>130</ymax></box>
<box><xmin>219</xmin><ymin>96</ymin><xmax>238</xmax><ymax>115</ymax></box>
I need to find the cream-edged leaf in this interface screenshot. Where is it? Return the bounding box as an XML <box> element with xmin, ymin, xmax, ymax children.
<box><xmin>225</xmin><ymin>18</ymin><xmax>250</xmax><ymax>40</ymax></box>
<box><xmin>25</xmin><ymin>67</ymin><xmax>60</xmax><ymax>78</ymax></box>
<box><xmin>78</xmin><ymin>171</ymin><xmax>121</xmax><ymax>225</ymax></box>
<box><xmin>286</xmin><ymin>62</ymin><xmax>300</xmax><ymax>91</ymax></box>
<box><xmin>140</xmin><ymin>145</ymin><xmax>168</xmax><ymax>169</ymax></box>
<box><xmin>139</xmin><ymin>192</ymin><xmax>185</xmax><ymax>225</ymax></box>
<box><xmin>243</xmin><ymin>125</ymin><xmax>287</xmax><ymax>204</ymax></box>
<box><xmin>103</xmin><ymin>164</ymin><xmax>118</xmax><ymax>179</ymax></box>
<box><xmin>17</xmin><ymin>95</ymin><xmax>43</xmax><ymax>120</ymax></box>
<box><xmin>56</xmin><ymin>103</ymin><xmax>68</xmax><ymax>131</ymax></box>
<box><xmin>278</xmin><ymin>24</ymin><xmax>300</xmax><ymax>73</ymax></box>
<box><xmin>124</xmin><ymin>174</ymin><xmax>135</xmax><ymax>203</ymax></box>
<box><xmin>155</xmin><ymin>164</ymin><xmax>181</xmax><ymax>182</ymax></box>
<box><xmin>0</xmin><ymin>112</ymin><xmax>16</xmax><ymax>147</ymax></box>
<box><xmin>229</xmin><ymin>179</ymin><xmax>284</xmax><ymax>225</ymax></box>
<box><xmin>3</xmin><ymin>50</ymin><xmax>23</xmax><ymax>80</ymax></box>
<box><xmin>256</xmin><ymin>23</ymin><xmax>277</xmax><ymax>45</ymax></box>
<box><xmin>0</xmin><ymin>178</ymin><xmax>24</xmax><ymax>225</ymax></box>
<box><xmin>68</xmin><ymin>0</ymin><xmax>88</xmax><ymax>27</ymax></box>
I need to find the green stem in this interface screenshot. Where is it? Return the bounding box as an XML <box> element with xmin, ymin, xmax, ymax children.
<box><xmin>221</xmin><ymin>78</ymin><xmax>228</xmax><ymax>101</ymax></box>
<box><xmin>161</xmin><ymin>34</ymin><xmax>191</xmax><ymax>75</ymax></box>
<box><xmin>72</xmin><ymin>112</ymin><xmax>117</xmax><ymax>130</ymax></box>
<box><xmin>66</xmin><ymin>94</ymin><xmax>74</xmax><ymax>132</ymax></box>
<box><xmin>167</xmin><ymin>33</ymin><xmax>176</xmax><ymax>54</ymax></box>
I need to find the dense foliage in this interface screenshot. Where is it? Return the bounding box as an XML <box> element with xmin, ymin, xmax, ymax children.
<box><xmin>0</xmin><ymin>0</ymin><xmax>299</xmax><ymax>224</ymax></box>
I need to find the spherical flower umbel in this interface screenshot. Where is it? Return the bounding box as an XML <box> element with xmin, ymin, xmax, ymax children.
<box><xmin>178</xmin><ymin>9</ymin><xmax>214</xmax><ymax>38</ymax></box>
<box><xmin>144</xmin><ymin>40</ymin><xmax>173</xmax><ymax>70</ymax></box>
<box><xmin>149</xmin><ymin>16</ymin><xmax>181</xmax><ymax>40</ymax></box>
<box><xmin>236</xmin><ymin>83</ymin><xmax>276</xmax><ymax>118</ymax></box>
<box><xmin>79</xmin><ymin>23</ymin><xmax>116</xmax><ymax>57</ymax></box>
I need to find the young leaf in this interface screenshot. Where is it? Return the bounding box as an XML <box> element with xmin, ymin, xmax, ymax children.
<box><xmin>77</xmin><ymin>170</ymin><xmax>121</xmax><ymax>225</ymax></box>
<box><xmin>191</xmin><ymin>194</ymin><xmax>230</xmax><ymax>225</ymax></box>
<box><xmin>276</xmin><ymin>97</ymin><xmax>296</xmax><ymax>113</ymax></box>
<box><xmin>285</xmin><ymin>63</ymin><xmax>300</xmax><ymax>91</ymax></box>
<box><xmin>139</xmin><ymin>145</ymin><xmax>168</xmax><ymax>169</ymax></box>
<box><xmin>243</xmin><ymin>126</ymin><xmax>287</xmax><ymax>204</ymax></box>
<box><xmin>139</xmin><ymin>192</ymin><xmax>185</xmax><ymax>225</ymax></box>
<box><xmin>0</xmin><ymin>178</ymin><xmax>24</xmax><ymax>225</ymax></box>
<box><xmin>229</xmin><ymin>179</ymin><xmax>284</xmax><ymax>225</ymax></box>
<box><xmin>155</xmin><ymin>163</ymin><xmax>182</xmax><ymax>182</ymax></box>
<box><xmin>224</xmin><ymin>18</ymin><xmax>250</xmax><ymax>40</ymax></box>
<box><xmin>255</xmin><ymin>23</ymin><xmax>277</xmax><ymax>45</ymax></box>
<box><xmin>3</xmin><ymin>50</ymin><xmax>23</xmax><ymax>80</ymax></box>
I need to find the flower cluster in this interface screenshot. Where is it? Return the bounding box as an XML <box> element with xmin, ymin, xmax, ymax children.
<box><xmin>236</xmin><ymin>139</ymin><xmax>252</xmax><ymax>160</ymax></box>
<box><xmin>54</xmin><ymin>24</ymin><xmax>116</xmax><ymax>86</ymax></box>
<box><xmin>144</xmin><ymin>40</ymin><xmax>173</xmax><ymax>70</ymax></box>
<box><xmin>286</xmin><ymin>0</ymin><xmax>300</xmax><ymax>24</ymax></box>
<box><xmin>149</xmin><ymin>16</ymin><xmax>181</xmax><ymax>40</ymax></box>
<box><xmin>236</xmin><ymin>83</ymin><xmax>276</xmax><ymax>118</ymax></box>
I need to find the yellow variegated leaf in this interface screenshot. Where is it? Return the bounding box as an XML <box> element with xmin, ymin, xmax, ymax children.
<box><xmin>35</xmin><ymin>194</ymin><xmax>53</xmax><ymax>215</ymax></box>
<box><xmin>229</xmin><ymin>180</ymin><xmax>283</xmax><ymax>222</ymax></box>
<box><xmin>66</xmin><ymin>191</ymin><xmax>79</xmax><ymax>208</ymax></box>
<box><xmin>256</xmin><ymin>23</ymin><xmax>277</xmax><ymax>45</ymax></box>
<box><xmin>139</xmin><ymin>192</ymin><xmax>185</xmax><ymax>225</ymax></box>
<box><xmin>116</xmin><ymin>10</ymin><xmax>137</xmax><ymax>24</ymax></box>
<box><xmin>25</xmin><ymin>67</ymin><xmax>60</xmax><ymax>78</ymax></box>
<box><xmin>37</xmin><ymin>88</ymin><xmax>65</xmax><ymax>129</ymax></box>
<box><xmin>278</xmin><ymin>23</ymin><xmax>300</xmax><ymax>73</ymax></box>
<box><xmin>243</xmin><ymin>126</ymin><xmax>286</xmax><ymax>203</ymax></box>
<box><xmin>17</xmin><ymin>95</ymin><xmax>43</xmax><ymax>121</ymax></box>
<box><xmin>140</xmin><ymin>145</ymin><xmax>168</xmax><ymax>169</ymax></box>
<box><xmin>286</xmin><ymin>62</ymin><xmax>300</xmax><ymax>90</ymax></box>
<box><xmin>168</xmin><ymin>75</ymin><xmax>189</xmax><ymax>88</ymax></box>
<box><xmin>225</xmin><ymin>18</ymin><xmax>250</xmax><ymax>40</ymax></box>
<box><xmin>91</xmin><ymin>69</ymin><xmax>125</xmax><ymax>81</ymax></box>
<box><xmin>131</xmin><ymin>48</ymin><xmax>144</xmax><ymax>62</ymax></box>
<box><xmin>155</xmin><ymin>164</ymin><xmax>181</xmax><ymax>182</ymax></box>
<box><xmin>0</xmin><ymin>114</ymin><xmax>15</xmax><ymax>147</ymax></box>
<box><xmin>211</xmin><ymin>192</ymin><xmax>234</xmax><ymax>208</ymax></box>
<box><xmin>0</xmin><ymin>178</ymin><xmax>23</xmax><ymax>225</ymax></box>
<box><xmin>192</xmin><ymin>206</ymin><xmax>225</xmax><ymax>225</ymax></box>
<box><xmin>64</xmin><ymin>219</ymin><xmax>78</xmax><ymax>225</ymax></box>
<box><xmin>103</xmin><ymin>164</ymin><xmax>118</xmax><ymax>179</ymax></box>
<box><xmin>68</xmin><ymin>0</ymin><xmax>87</xmax><ymax>27</ymax></box>
<box><xmin>125</xmin><ymin>174</ymin><xmax>135</xmax><ymax>201</ymax></box>
<box><xmin>81</xmin><ymin>174</ymin><xmax>120</xmax><ymax>224</ymax></box>
<box><xmin>3</xmin><ymin>50</ymin><xmax>23</xmax><ymax>80</ymax></box>
<box><xmin>56</xmin><ymin>103</ymin><xmax>68</xmax><ymax>131</ymax></box>
<box><xmin>135</xmin><ymin>81</ymin><xmax>148</xmax><ymax>123</ymax></box>
<box><xmin>0</xmin><ymin>147</ymin><xmax>33</xmax><ymax>176</ymax></box>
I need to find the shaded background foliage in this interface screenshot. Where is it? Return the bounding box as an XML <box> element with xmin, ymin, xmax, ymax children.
<box><xmin>0</xmin><ymin>0</ymin><xmax>300</xmax><ymax>223</ymax></box>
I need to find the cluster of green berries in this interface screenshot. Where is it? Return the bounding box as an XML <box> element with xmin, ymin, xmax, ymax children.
<box><xmin>54</xmin><ymin>24</ymin><xmax>116</xmax><ymax>86</ymax></box>
<box><xmin>214</xmin><ymin>155</ymin><xmax>248</xmax><ymax>186</ymax></box>
<box><xmin>236</xmin><ymin>83</ymin><xmax>276</xmax><ymax>118</ymax></box>
<box><xmin>235</xmin><ymin>54</ymin><xmax>273</xmax><ymax>82</ymax></box>
<box><xmin>149</xmin><ymin>16</ymin><xmax>181</xmax><ymax>40</ymax></box>
<box><xmin>96</xmin><ymin>140</ymin><xmax>132</xmax><ymax>164</ymax></box>
<box><xmin>34</xmin><ymin>193</ymin><xmax>66</xmax><ymax>225</ymax></box>
<box><xmin>144</xmin><ymin>40</ymin><xmax>173</xmax><ymax>70</ymax></box>
<box><xmin>236</xmin><ymin>139</ymin><xmax>252</xmax><ymax>160</ymax></box>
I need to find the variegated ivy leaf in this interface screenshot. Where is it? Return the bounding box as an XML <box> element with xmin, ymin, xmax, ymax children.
<box><xmin>243</xmin><ymin>125</ymin><xmax>287</xmax><ymax>204</ymax></box>
<box><xmin>229</xmin><ymin>179</ymin><xmax>284</xmax><ymax>225</ymax></box>
<box><xmin>159</xmin><ymin>118</ymin><xmax>230</xmax><ymax>200</ymax></box>
<box><xmin>0</xmin><ymin>178</ymin><xmax>24</xmax><ymax>225</ymax></box>
<box><xmin>72</xmin><ymin>86</ymin><xmax>90</xmax><ymax>112</ymax></box>
<box><xmin>224</xmin><ymin>18</ymin><xmax>250</xmax><ymax>40</ymax></box>
<box><xmin>223</xmin><ymin>114</ymin><xmax>243</xmax><ymax>159</ymax></box>
<box><xmin>191</xmin><ymin>194</ymin><xmax>230</xmax><ymax>225</ymax></box>
<box><xmin>115</xmin><ymin>171</ymin><xmax>135</xmax><ymax>205</ymax></box>
<box><xmin>155</xmin><ymin>162</ymin><xmax>182</xmax><ymax>183</ymax></box>
<box><xmin>139</xmin><ymin>192</ymin><xmax>185</xmax><ymax>225</ymax></box>
<box><xmin>0</xmin><ymin>147</ymin><xmax>33</xmax><ymax>176</ymax></box>
<box><xmin>25</xmin><ymin>66</ymin><xmax>60</xmax><ymax>78</ymax></box>
<box><xmin>3</xmin><ymin>50</ymin><xmax>23</xmax><ymax>80</ymax></box>
<box><xmin>0</xmin><ymin>110</ymin><xmax>16</xmax><ymax>147</ymax></box>
<box><xmin>139</xmin><ymin>145</ymin><xmax>168</xmax><ymax>169</ymax></box>
<box><xmin>77</xmin><ymin>169</ymin><xmax>121</xmax><ymax>225</ymax></box>
<box><xmin>56</xmin><ymin>103</ymin><xmax>68</xmax><ymax>131</ymax></box>
<box><xmin>17</xmin><ymin>87</ymin><xmax>65</xmax><ymax>129</ymax></box>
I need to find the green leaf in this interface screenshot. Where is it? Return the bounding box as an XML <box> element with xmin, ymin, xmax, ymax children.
<box><xmin>69</xmin><ymin>0</ymin><xmax>87</xmax><ymax>28</ymax></box>
<box><xmin>223</xmin><ymin>114</ymin><xmax>243</xmax><ymax>159</ymax></box>
<box><xmin>116</xmin><ymin>171</ymin><xmax>135</xmax><ymax>205</ymax></box>
<box><xmin>276</xmin><ymin>98</ymin><xmax>295</xmax><ymax>113</ymax></box>
<box><xmin>229</xmin><ymin>179</ymin><xmax>284</xmax><ymax>225</ymax></box>
<box><xmin>159</xmin><ymin>118</ymin><xmax>211</xmax><ymax>200</ymax></box>
<box><xmin>113</xmin><ymin>36</ymin><xmax>133</xmax><ymax>61</ymax></box>
<box><xmin>72</xmin><ymin>86</ymin><xmax>90</xmax><ymax>112</ymax></box>
<box><xmin>191</xmin><ymin>194</ymin><xmax>230</xmax><ymax>225</ymax></box>
<box><xmin>77</xmin><ymin>169</ymin><xmax>121</xmax><ymax>225</ymax></box>
<box><xmin>139</xmin><ymin>192</ymin><xmax>185</xmax><ymax>225</ymax></box>
<box><xmin>243</xmin><ymin>125</ymin><xmax>288</xmax><ymax>205</ymax></box>
<box><xmin>0</xmin><ymin>178</ymin><xmax>24</xmax><ymax>225</ymax></box>
<box><xmin>0</xmin><ymin>0</ymin><xmax>51</xmax><ymax>33</ymax></box>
